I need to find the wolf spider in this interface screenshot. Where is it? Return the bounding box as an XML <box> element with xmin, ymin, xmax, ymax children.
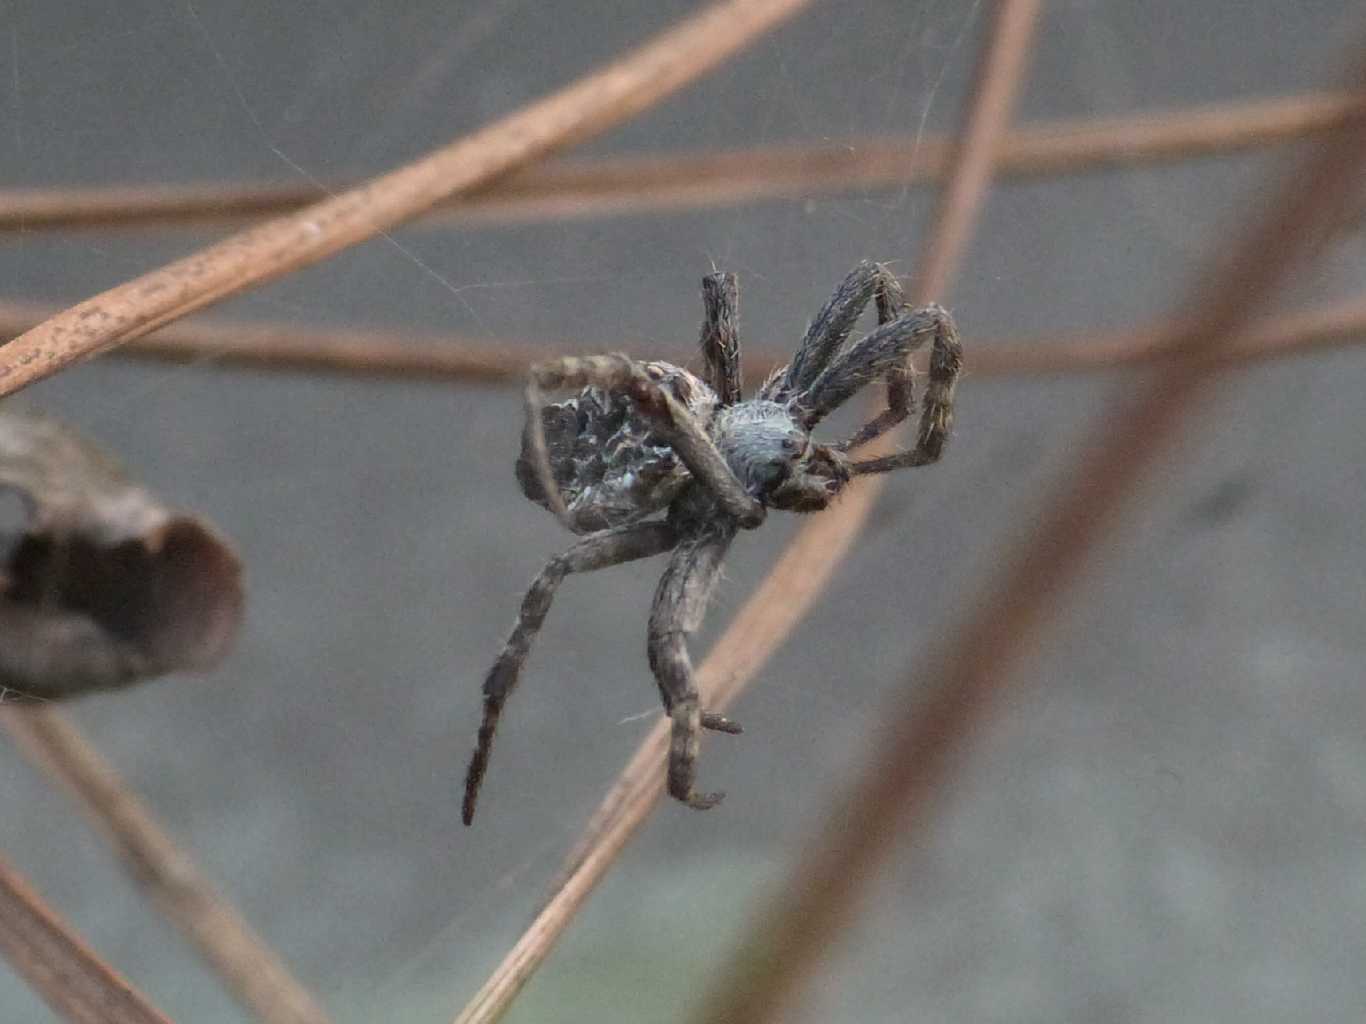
<box><xmin>462</xmin><ymin>261</ymin><xmax>961</xmax><ymax>824</ymax></box>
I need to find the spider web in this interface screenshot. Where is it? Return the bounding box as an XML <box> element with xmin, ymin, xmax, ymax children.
<box><xmin>5</xmin><ymin>3</ymin><xmax>1366</xmax><ymax>1024</ymax></box>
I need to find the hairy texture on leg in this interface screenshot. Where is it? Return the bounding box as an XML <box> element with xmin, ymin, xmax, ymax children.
<box><xmin>699</xmin><ymin>273</ymin><xmax>743</xmax><ymax>406</ymax></box>
<box><xmin>463</xmin><ymin>520</ymin><xmax>676</xmax><ymax>825</ymax></box>
<box><xmin>526</xmin><ymin>355</ymin><xmax>765</xmax><ymax>529</ymax></box>
<box><xmin>840</xmin><ymin>268</ymin><xmax>922</xmax><ymax>451</ymax></box>
<box><xmin>646</xmin><ymin>525</ymin><xmax>737</xmax><ymax>810</ymax></box>
<box><xmin>850</xmin><ymin>308</ymin><xmax>964</xmax><ymax>474</ymax></box>
<box><xmin>797</xmin><ymin>304</ymin><xmax>959</xmax><ymax>433</ymax></box>
<box><xmin>767</xmin><ymin>261</ymin><xmax>901</xmax><ymax>402</ymax></box>
<box><xmin>873</xmin><ymin>269</ymin><xmax>909</xmax><ymax>338</ymax></box>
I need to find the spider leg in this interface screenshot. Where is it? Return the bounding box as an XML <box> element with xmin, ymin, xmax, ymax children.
<box><xmin>699</xmin><ymin>273</ymin><xmax>743</xmax><ymax>406</ymax></box>
<box><xmin>847</xmin><ymin>307</ymin><xmax>962</xmax><ymax>475</ymax></box>
<box><xmin>837</xmin><ymin>270</ymin><xmax>920</xmax><ymax>451</ymax></box>
<box><xmin>525</xmin><ymin>355</ymin><xmax>766</xmax><ymax>530</ymax></box>
<box><xmin>462</xmin><ymin>520</ymin><xmax>677</xmax><ymax>826</ymax></box>
<box><xmin>762</xmin><ymin>261</ymin><xmax>903</xmax><ymax>402</ymax></box>
<box><xmin>522</xmin><ymin>369</ymin><xmax>575</xmax><ymax>530</ymax></box>
<box><xmin>647</xmin><ymin>525</ymin><xmax>738</xmax><ymax>811</ymax></box>
<box><xmin>794</xmin><ymin>304</ymin><xmax>961</xmax><ymax>472</ymax></box>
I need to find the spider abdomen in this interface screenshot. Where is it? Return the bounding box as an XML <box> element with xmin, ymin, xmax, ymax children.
<box><xmin>515</xmin><ymin>360</ymin><xmax>719</xmax><ymax>531</ymax></box>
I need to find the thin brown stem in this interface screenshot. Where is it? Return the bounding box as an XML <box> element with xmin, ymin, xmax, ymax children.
<box><xmin>0</xmin><ymin>0</ymin><xmax>813</xmax><ymax>399</ymax></box>
<box><xmin>693</xmin><ymin>33</ymin><xmax>1366</xmax><ymax>1024</ymax></box>
<box><xmin>0</xmin><ymin>299</ymin><xmax>562</xmax><ymax>383</ymax></box>
<box><xmin>0</xmin><ymin>851</ymin><xmax>174</xmax><ymax>1024</ymax></box>
<box><xmin>2</xmin><ymin>92</ymin><xmax>1361</xmax><ymax>231</ymax></box>
<box><xmin>452</xmin><ymin>4</ymin><xmax>1040</xmax><ymax>1023</ymax></box>
<box><xmin>975</xmin><ymin>297</ymin><xmax>1366</xmax><ymax>374</ymax></box>
<box><xmin>2</xmin><ymin>706</ymin><xmax>333</xmax><ymax>1024</ymax></box>
<box><xmin>6</xmin><ymin>287</ymin><xmax>1364</xmax><ymax>389</ymax></box>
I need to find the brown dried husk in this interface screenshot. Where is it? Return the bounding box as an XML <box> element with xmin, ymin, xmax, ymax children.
<box><xmin>0</xmin><ymin>413</ymin><xmax>242</xmax><ymax>700</ymax></box>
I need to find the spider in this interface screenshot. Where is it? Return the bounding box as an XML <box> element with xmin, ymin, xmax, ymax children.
<box><xmin>461</xmin><ymin>261</ymin><xmax>961</xmax><ymax>824</ymax></box>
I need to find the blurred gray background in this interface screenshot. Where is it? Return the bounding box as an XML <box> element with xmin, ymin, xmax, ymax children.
<box><xmin>4</xmin><ymin>2</ymin><xmax>1366</xmax><ymax>1021</ymax></box>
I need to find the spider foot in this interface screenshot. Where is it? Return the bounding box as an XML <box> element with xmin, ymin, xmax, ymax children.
<box><xmin>702</xmin><ymin>712</ymin><xmax>742</xmax><ymax>734</ymax></box>
<box><xmin>668</xmin><ymin>706</ymin><xmax>728</xmax><ymax>811</ymax></box>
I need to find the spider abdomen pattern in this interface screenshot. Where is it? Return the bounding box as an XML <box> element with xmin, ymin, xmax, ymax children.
<box><xmin>463</xmin><ymin>262</ymin><xmax>961</xmax><ymax>824</ymax></box>
<box><xmin>515</xmin><ymin>360</ymin><xmax>718</xmax><ymax>533</ymax></box>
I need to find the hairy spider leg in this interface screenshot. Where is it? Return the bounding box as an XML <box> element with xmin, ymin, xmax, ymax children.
<box><xmin>647</xmin><ymin>525</ymin><xmax>740</xmax><ymax>810</ymax></box>
<box><xmin>786</xmin><ymin>303</ymin><xmax>961</xmax><ymax>473</ymax></box>
<box><xmin>797</xmin><ymin>304</ymin><xmax>956</xmax><ymax>428</ymax></box>
<box><xmin>523</xmin><ymin>355</ymin><xmax>766</xmax><ymax>531</ymax></box>
<box><xmin>837</xmin><ymin>266</ymin><xmax>923</xmax><ymax>450</ymax></box>
<box><xmin>699</xmin><ymin>273</ymin><xmax>743</xmax><ymax>406</ymax></box>
<box><xmin>462</xmin><ymin>520</ymin><xmax>677</xmax><ymax>825</ymax></box>
<box><xmin>845</xmin><ymin>306</ymin><xmax>962</xmax><ymax>475</ymax></box>
<box><xmin>762</xmin><ymin>260</ymin><xmax>900</xmax><ymax>403</ymax></box>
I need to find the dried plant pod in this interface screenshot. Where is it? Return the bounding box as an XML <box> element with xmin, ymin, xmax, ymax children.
<box><xmin>0</xmin><ymin>412</ymin><xmax>243</xmax><ymax>700</ymax></box>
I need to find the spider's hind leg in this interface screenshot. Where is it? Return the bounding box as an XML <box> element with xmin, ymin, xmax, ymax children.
<box><xmin>647</xmin><ymin>526</ymin><xmax>738</xmax><ymax>811</ymax></box>
<box><xmin>462</xmin><ymin>520</ymin><xmax>676</xmax><ymax>825</ymax></box>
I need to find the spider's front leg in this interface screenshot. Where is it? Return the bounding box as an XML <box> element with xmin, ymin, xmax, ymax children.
<box><xmin>647</xmin><ymin>525</ymin><xmax>740</xmax><ymax>811</ymax></box>
<box><xmin>839</xmin><ymin>266</ymin><xmax>916</xmax><ymax>450</ymax></box>
<box><xmin>524</xmin><ymin>354</ymin><xmax>765</xmax><ymax>530</ymax></box>
<box><xmin>846</xmin><ymin>305</ymin><xmax>962</xmax><ymax>474</ymax></box>
<box><xmin>796</xmin><ymin>304</ymin><xmax>963</xmax><ymax>473</ymax></box>
<box><xmin>761</xmin><ymin>260</ymin><xmax>904</xmax><ymax>402</ymax></box>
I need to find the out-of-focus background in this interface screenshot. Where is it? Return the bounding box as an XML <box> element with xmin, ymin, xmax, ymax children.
<box><xmin>4</xmin><ymin>2</ymin><xmax>1366</xmax><ymax>1021</ymax></box>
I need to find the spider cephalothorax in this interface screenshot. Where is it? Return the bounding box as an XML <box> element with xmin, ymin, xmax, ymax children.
<box><xmin>463</xmin><ymin>262</ymin><xmax>962</xmax><ymax>824</ymax></box>
<box><xmin>708</xmin><ymin>400</ymin><xmax>851</xmax><ymax>513</ymax></box>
